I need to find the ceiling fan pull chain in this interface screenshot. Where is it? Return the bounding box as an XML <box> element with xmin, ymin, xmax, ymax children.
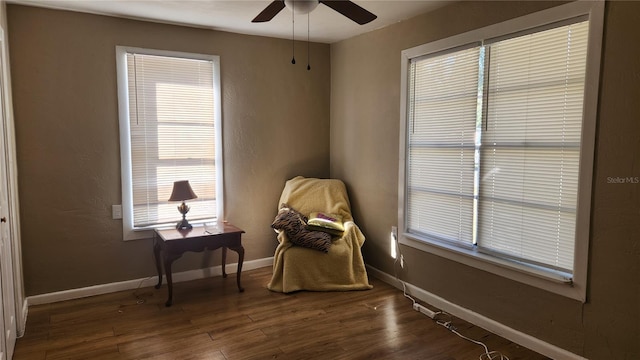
<box><xmin>291</xmin><ymin>0</ymin><xmax>296</xmax><ymax>64</ymax></box>
<box><xmin>307</xmin><ymin>13</ymin><xmax>311</xmax><ymax>71</ymax></box>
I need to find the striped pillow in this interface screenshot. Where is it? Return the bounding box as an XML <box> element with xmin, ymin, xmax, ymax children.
<box><xmin>271</xmin><ymin>204</ymin><xmax>332</xmax><ymax>253</ymax></box>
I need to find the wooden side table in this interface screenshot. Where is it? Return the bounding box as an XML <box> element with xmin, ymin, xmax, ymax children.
<box><xmin>153</xmin><ymin>223</ymin><xmax>245</xmax><ymax>306</ymax></box>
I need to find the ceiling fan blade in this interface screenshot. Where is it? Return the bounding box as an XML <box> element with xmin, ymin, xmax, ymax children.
<box><xmin>252</xmin><ymin>0</ymin><xmax>286</xmax><ymax>23</ymax></box>
<box><xmin>320</xmin><ymin>0</ymin><xmax>377</xmax><ymax>25</ymax></box>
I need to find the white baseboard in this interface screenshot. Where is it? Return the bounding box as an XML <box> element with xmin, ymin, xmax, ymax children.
<box><xmin>27</xmin><ymin>257</ymin><xmax>273</xmax><ymax>306</ymax></box>
<box><xmin>366</xmin><ymin>265</ymin><xmax>587</xmax><ymax>360</ymax></box>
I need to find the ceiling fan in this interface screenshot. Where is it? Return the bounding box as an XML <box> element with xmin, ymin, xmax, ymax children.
<box><xmin>252</xmin><ymin>0</ymin><xmax>377</xmax><ymax>25</ymax></box>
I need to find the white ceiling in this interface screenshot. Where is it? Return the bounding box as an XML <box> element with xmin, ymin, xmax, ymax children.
<box><xmin>8</xmin><ymin>0</ymin><xmax>449</xmax><ymax>43</ymax></box>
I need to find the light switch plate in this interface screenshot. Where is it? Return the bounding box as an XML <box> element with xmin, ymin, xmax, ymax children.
<box><xmin>112</xmin><ymin>205</ymin><xmax>122</xmax><ymax>219</ymax></box>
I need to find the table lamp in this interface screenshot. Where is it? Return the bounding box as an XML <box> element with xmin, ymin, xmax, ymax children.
<box><xmin>169</xmin><ymin>180</ymin><xmax>198</xmax><ymax>230</ymax></box>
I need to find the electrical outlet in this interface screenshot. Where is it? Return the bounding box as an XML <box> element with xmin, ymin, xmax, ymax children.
<box><xmin>112</xmin><ymin>205</ymin><xmax>122</xmax><ymax>219</ymax></box>
<box><xmin>390</xmin><ymin>226</ymin><xmax>399</xmax><ymax>259</ymax></box>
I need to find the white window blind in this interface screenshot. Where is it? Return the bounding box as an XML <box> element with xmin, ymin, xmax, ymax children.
<box><xmin>478</xmin><ymin>21</ymin><xmax>588</xmax><ymax>271</ymax></box>
<box><xmin>125</xmin><ymin>52</ymin><xmax>218</xmax><ymax>228</ymax></box>
<box><xmin>404</xmin><ymin>18</ymin><xmax>590</xmax><ymax>275</ymax></box>
<box><xmin>406</xmin><ymin>46</ymin><xmax>480</xmax><ymax>246</ymax></box>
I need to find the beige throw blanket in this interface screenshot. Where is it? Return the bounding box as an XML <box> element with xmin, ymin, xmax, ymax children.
<box><xmin>267</xmin><ymin>176</ymin><xmax>372</xmax><ymax>293</ymax></box>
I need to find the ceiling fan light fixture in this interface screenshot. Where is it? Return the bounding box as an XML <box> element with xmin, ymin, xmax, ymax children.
<box><xmin>253</xmin><ymin>0</ymin><xmax>376</xmax><ymax>25</ymax></box>
<box><xmin>284</xmin><ymin>0</ymin><xmax>319</xmax><ymax>15</ymax></box>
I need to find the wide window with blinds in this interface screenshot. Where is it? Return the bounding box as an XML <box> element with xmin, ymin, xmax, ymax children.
<box><xmin>116</xmin><ymin>47</ymin><xmax>222</xmax><ymax>240</ymax></box>
<box><xmin>399</xmin><ymin>1</ymin><xmax>603</xmax><ymax>301</ymax></box>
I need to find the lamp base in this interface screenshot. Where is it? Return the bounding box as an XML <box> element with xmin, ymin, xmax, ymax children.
<box><xmin>176</xmin><ymin>218</ymin><xmax>193</xmax><ymax>230</ymax></box>
<box><xmin>176</xmin><ymin>201</ymin><xmax>192</xmax><ymax>230</ymax></box>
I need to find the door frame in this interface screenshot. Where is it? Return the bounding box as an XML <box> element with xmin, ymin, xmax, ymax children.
<box><xmin>0</xmin><ymin>7</ymin><xmax>26</xmax><ymax>340</ymax></box>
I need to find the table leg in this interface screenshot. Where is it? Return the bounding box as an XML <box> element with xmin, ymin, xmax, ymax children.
<box><xmin>229</xmin><ymin>245</ymin><xmax>245</xmax><ymax>293</ymax></box>
<box><xmin>153</xmin><ymin>239</ymin><xmax>163</xmax><ymax>289</ymax></box>
<box><xmin>164</xmin><ymin>257</ymin><xmax>174</xmax><ymax>307</ymax></box>
<box><xmin>222</xmin><ymin>246</ymin><xmax>227</xmax><ymax>278</ymax></box>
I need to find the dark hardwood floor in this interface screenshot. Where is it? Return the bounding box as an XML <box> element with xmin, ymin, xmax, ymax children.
<box><xmin>15</xmin><ymin>267</ymin><xmax>549</xmax><ymax>359</ymax></box>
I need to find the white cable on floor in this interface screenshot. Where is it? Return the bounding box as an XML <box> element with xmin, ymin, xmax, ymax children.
<box><xmin>392</xmin><ymin>230</ymin><xmax>509</xmax><ymax>360</ymax></box>
<box><xmin>436</xmin><ymin>316</ymin><xmax>510</xmax><ymax>360</ymax></box>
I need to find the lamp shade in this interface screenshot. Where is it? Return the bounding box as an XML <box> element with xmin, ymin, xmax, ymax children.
<box><xmin>168</xmin><ymin>180</ymin><xmax>198</xmax><ymax>202</ymax></box>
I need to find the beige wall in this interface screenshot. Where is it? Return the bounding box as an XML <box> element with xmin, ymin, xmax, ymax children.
<box><xmin>7</xmin><ymin>5</ymin><xmax>330</xmax><ymax>296</ymax></box>
<box><xmin>331</xmin><ymin>1</ymin><xmax>639</xmax><ymax>359</ymax></box>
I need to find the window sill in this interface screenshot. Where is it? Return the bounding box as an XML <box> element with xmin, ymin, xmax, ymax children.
<box><xmin>400</xmin><ymin>232</ymin><xmax>586</xmax><ymax>302</ymax></box>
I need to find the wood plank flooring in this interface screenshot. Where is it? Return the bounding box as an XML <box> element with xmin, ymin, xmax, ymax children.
<box><xmin>15</xmin><ymin>267</ymin><xmax>549</xmax><ymax>359</ymax></box>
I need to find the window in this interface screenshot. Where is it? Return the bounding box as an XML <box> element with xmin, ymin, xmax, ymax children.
<box><xmin>398</xmin><ymin>1</ymin><xmax>603</xmax><ymax>301</ymax></box>
<box><xmin>116</xmin><ymin>47</ymin><xmax>223</xmax><ymax>240</ymax></box>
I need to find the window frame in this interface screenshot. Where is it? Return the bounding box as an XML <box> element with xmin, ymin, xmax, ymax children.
<box><xmin>116</xmin><ymin>46</ymin><xmax>224</xmax><ymax>241</ymax></box>
<box><xmin>398</xmin><ymin>0</ymin><xmax>604</xmax><ymax>302</ymax></box>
